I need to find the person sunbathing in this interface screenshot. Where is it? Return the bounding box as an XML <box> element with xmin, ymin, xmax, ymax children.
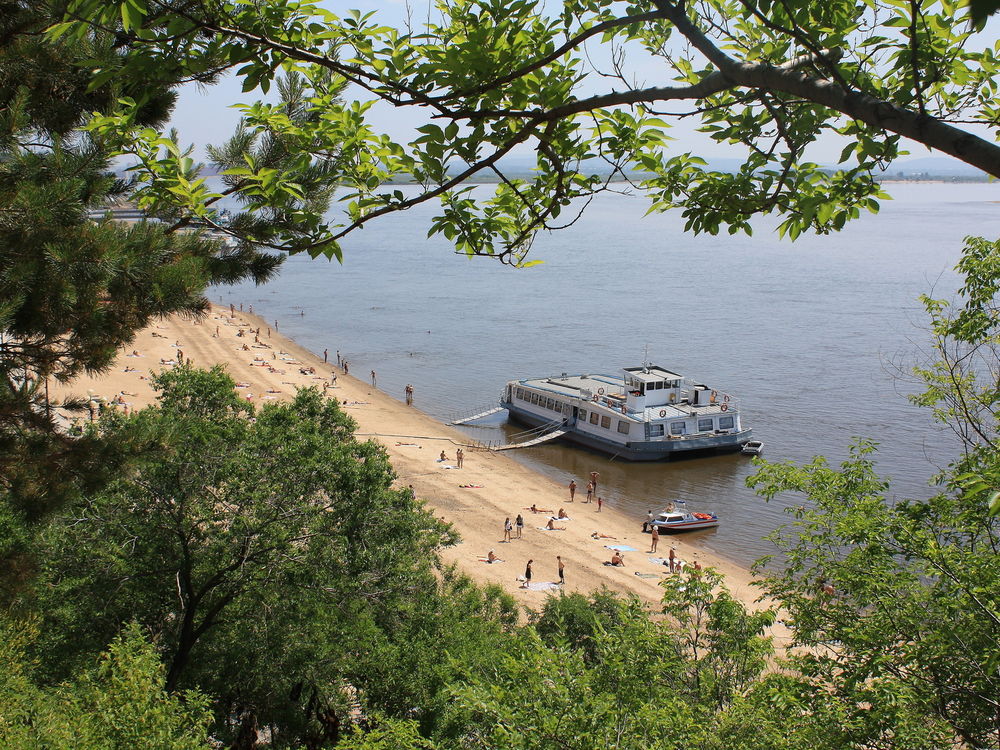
<box><xmin>527</xmin><ymin>504</ymin><xmax>554</xmax><ymax>514</ymax></box>
<box><xmin>591</xmin><ymin>531</ymin><xmax>618</xmax><ymax>540</ymax></box>
<box><xmin>557</xmin><ymin>508</ymin><xmax>569</xmax><ymax>519</ymax></box>
<box><xmin>486</xmin><ymin>550</ymin><xmax>502</xmax><ymax>564</ymax></box>
<box><xmin>545</xmin><ymin>518</ymin><xmax>566</xmax><ymax>531</ymax></box>
<box><xmin>607</xmin><ymin>552</ymin><xmax>625</xmax><ymax>567</ymax></box>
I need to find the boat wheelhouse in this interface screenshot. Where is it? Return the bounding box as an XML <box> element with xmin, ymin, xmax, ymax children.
<box><xmin>499</xmin><ymin>364</ymin><xmax>752</xmax><ymax>461</ymax></box>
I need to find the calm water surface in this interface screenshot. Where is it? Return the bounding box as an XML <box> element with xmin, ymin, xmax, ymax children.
<box><xmin>217</xmin><ymin>182</ymin><xmax>1000</xmax><ymax>569</ymax></box>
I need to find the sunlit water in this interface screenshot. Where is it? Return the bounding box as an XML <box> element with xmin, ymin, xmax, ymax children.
<box><xmin>216</xmin><ymin>182</ymin><xmax>1000</xmax><ymax>569</ymax></box>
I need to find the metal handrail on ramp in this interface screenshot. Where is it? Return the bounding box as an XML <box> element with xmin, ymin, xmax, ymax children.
<box><xmin>493</xmin><ymin>427</ymin><xmax>568</xmax><ymax>451</ymax></box>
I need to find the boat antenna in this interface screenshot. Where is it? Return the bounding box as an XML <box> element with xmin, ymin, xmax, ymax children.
<box><xmin>642</xmin><ymin>344</ymin><xmax>650</xmax><ymax>373</ymax></box>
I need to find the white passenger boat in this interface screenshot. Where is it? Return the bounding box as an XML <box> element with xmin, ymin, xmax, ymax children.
<box><xmin>499</xmin><ymin>364</ymin><xmax>753</xmax><ymax>460</ymax></box>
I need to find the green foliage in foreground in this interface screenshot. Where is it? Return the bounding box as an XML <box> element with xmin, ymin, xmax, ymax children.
<box><xmin>0</xmin><ymin>620</ymin><xmax>211</xmax><ymax>750</ymax></box>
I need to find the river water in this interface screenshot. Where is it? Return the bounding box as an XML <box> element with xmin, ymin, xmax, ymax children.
<box><xmin>216</xmin><ymin>181</ymin><xmax>1000</xmax><ymax>569</ymax></box>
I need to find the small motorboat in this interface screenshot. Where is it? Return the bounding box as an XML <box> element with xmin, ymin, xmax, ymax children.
<box><xmin>645</xmin><ymin>505</ymin><xmax>719</xmax><ymax>533</ymax></box>
<box><xmin>741</xmin><ymin>440</ymin><xmax>763</xmax><ymax>456</ymax></box>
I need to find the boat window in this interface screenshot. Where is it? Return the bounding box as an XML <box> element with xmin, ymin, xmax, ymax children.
<box><xmin>649</xmin><ymin>423</ymin><xmax>665</xmax><ymax>437</ymax></box>
<box><xmin>670</xmin><ymin>421</ymin><xmax>686</xmax><ymax>435</ymax></box>
<box><xmin>531</xmin><ymin>393</ymin><xmax>539</xmax><ymax>405</ymax></box>
<box><xmin>579</xmin><ymin>409</ymin><xmax>587</xmax><ymax>421</ymax></box>
<box><xmin>719</xmin><ymin>416</ymin><xmax>735</xmax><ymax>429</ymax></box>
<box><xmin>698</xmin><ymin>418</ymin><xmax>714</xmax><ymax>432</ymax></box>
<box><xmin>600</xmin><ymin>415</ymin><xmax>612</xmax><ymax>429</ymax></box>
<box><xmin>546</xmin><ymin>397</ymin><xmax>556</xmax><ymax>410</ymax></box>
<box><xmin>516</xmin><ymin>388</ymin><xmax>523</xmax><ymax>400</ymax></box>
<box><xmin>617</xmin><ymin>420</ymin><xmax>630</xmax><ymax>434</ymax></box>
<box><xmin>589</xmin><ymin>412</ymin><xmax>599</xmax><ymax>425</ymax></box>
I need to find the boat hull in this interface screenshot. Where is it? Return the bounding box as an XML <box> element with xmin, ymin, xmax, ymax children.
<box><xmin>650</xmin><ymin>519</ymin><xmax>720</xmax><ymax>532</ymax></box>
<box><xmin>502</xmin><ymin>402</ymin><xmax>751</xmax><ymax>461</ymax></box>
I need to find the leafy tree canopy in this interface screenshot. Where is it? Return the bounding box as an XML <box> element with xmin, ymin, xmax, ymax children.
<box><xmin>53</xmin><ymin>0</ymin><xmax>1000</xmax><ymax>266</ymax></box>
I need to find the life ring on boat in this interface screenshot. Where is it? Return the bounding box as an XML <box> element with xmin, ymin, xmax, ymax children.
<box><xmin>659</xmin><ymin>409</ymin><xmax>666</xmax><ymax>417</ymax></box>
<box><xmin>723</xmin><ymin>394</ymin><xmax>730</xmax><ymax>402</ymax></box>
<box><xmin>597</xmin><ymin>388</ymin><xmax>604</xmax><ymax>395</ymax></box>
<box><xmin>721</xmin><ymin>403</ymin><xmax>729</xmax><ymax>412</ymax></box>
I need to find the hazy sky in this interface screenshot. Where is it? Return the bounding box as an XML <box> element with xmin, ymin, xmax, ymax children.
<box><xmin>169</xmin><ymin>0</ymin><xmax>984</xmax><ymax>169</ymax></box>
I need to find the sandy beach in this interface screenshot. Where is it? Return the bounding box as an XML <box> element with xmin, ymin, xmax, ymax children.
<box><xmin>52</xmin><ymin>304</ymin><xmax>784</xmax><ymax>642</ymax></box>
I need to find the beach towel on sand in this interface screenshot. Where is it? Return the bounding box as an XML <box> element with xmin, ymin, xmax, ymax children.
<box><xmin>634</xmin><ymin>572</ymin><xmax>661</xmax><ymax>579</ymax></box>
<box><xmin>522</xmin><ymin>581</ymin><xmax>560</xmax><ymax>591</ymax></box>
<box><xmin>605</xmin><ymin>544</ymin><xmax>637</xmax><ymax>552</ymax></box>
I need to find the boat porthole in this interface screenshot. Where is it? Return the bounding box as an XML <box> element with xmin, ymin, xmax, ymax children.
<box><xmin>659</xmin><ymin>410</ymin><xmax>666</xmax><ymax>417</ymax></box>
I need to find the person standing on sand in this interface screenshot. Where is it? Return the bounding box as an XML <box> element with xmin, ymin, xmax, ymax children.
<box><xmin>515</xmin><ymin>514</ymin><xmax>524</xmax><ymax>538</ymax></box>
<box><xmin>557</xmin><ymin>556</ymin><xmax>565</xmax><ymax>585</ymax></box>
<box><xmin>371</xmin><ymin>370</ymin><xmax>377</xmax><ymax>387</ymax></box>
<box><xmin>586</xmin><ymin>481</ymin><xmax>594</xmax><ymax>503</ymax></box>
<box><xmin>504</xmin><ymin>517</ymin><xmax>513</xmax><ymax>542</ymax></box>
<box><xmin>568</xmin><ymin>480</ymin><xmax>577</xmax><ymax>501</ymax></box>
<box><xmin>590</xmin><ymin>471</ymin><xmax>600</xmax><ymax>493</ymax></box>
<box><xmin>668</xmin><ymin>546</ymin><xmax>677</xmax><ymax>573</ymax></box>
<box><xmin>456</xmin><ymin>448</ymin><xmax>464</xmax><ymax>468</ymax></box>
<box><xmin>649</xmin><ymin>524</ymin><xmax>660</xmax><ymax>553</ymax></box>
<box><xmin>597</xmin><ymin>496</ymin><xmax>603</xmax><ymax>512</ymax></box>
<box><xmin>343</xmin><ymin>361</ymin><xmax>349</xmax><ymax>374</ymax></box>
<box><xmin>522</xmin><ymin>559</ymin><xmax>533</xmax><ymax>588</ymax></box>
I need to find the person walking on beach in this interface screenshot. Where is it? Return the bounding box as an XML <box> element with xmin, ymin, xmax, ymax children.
<box><xmin>597</xmin><ymin>496</ymin><xmax>603</xmax><ymax>512</ymax></box>
<box><xmin>504</xmin><ymin>517</ymin><xmax>513</xmax><ymax>542</ymax></box>
<box><xmin>515</xmin><ymin>513</ymin><xmax>524</xmax><ymax>538</ymax></box>
<box><xmin>343</xmin><ymin>360</ymin><xmax>349</xmax><ymax>374</ymax></box>
<box><xmin>586</xmin><ymin>481</ymin><xmax>594</xmax><ymax>503</ymax></box>
<box><xmin>522</xmin><ymin>559</ymin><xmax>533</xmax><ymax>588</ymax></box>
<box><xmin>456</xmin><ymin>448</ymin><xmax>464</xmax><ymax>468</ymax></box>
<box><xmin>371</xmin><ymin>370</ymin><xmax>377</xmax><ymax>387</ymax></box>
<box><xmin>568</xmin><ymin>480</ymin><xmax>577</xmax><ymax>501</ymax></box>
<box><xmin>649</xmin><ymin>524</ymin><xmax>660</xmax><ymax>553</ymax></box>
<box><xmin>557</xmin><ymin>555</ymin><xmax>565</xmax><ymax>585</ymax></box>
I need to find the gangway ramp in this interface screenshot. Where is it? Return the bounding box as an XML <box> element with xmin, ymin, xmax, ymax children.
<box><xmin>451</xmin><ymin>406</ymin><xmax>505</xmax><ymax>425</ymax></box>
<box><xmin>493</xmin><ymin>428</ymin><xmax>568</xmax><ymax>451</ymax></box>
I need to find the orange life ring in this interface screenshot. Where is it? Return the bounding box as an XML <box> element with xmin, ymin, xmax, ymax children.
<box><xmin>721</xmin><ymin>403</ymin><xmax>729</xmax><ymax>412</ymax></box>
<box><xmin>597</xmin><ymin>388</ymin><xmax>604</xmax><ymax>395</ymax></box>
<box><xmin>659</xmin><ymin>409</ymin><xmax>666</xmax><ymax>417</ymax></box>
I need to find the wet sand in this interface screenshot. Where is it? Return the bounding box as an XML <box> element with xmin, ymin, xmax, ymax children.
<box><xmin>51</xmin><ymin>304</ymin><xmax>786</xmax><ymax>644</ymax></box>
